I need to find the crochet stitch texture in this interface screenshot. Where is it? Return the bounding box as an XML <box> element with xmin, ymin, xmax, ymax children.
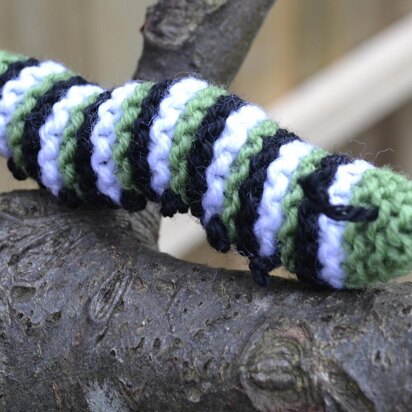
<box><xmin>1</xmin><ymin>49</ymin><xmax>411</xmax><ymax>289</ymax></box>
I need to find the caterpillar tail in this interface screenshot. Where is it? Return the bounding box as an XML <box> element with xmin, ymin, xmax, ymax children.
<box><xmin>1</xmin><ymin>49</ymin><xmax>411</xmax><ymax>289</ymax></box>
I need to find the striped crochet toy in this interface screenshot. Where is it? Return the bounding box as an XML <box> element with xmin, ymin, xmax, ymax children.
<box><xmin>1</xmin><ymin>50</ymin><xmax>411</xmax><ymax>289</ymax></box>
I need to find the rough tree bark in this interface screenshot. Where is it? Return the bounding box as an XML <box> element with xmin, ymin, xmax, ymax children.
<box><xmin>135</xmin><ymin>0</ymin><xmax>276</xmax><ymax>84</ymax></box>
<box><xmin>0</xmin><ymin>1</ymin><xmax>411</xmax><ymax>411</ymax></box>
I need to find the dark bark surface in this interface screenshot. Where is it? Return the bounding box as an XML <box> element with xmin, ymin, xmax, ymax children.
<box><xmin>1</xmin><ymin>1</ymin><xmax>412</xmax><ymax>411</ymax></box>
<box><xmin>0</xmin><ymin>190</ymin><xmax>411</xmax><ymax>411</ymax></box>
<box><xmin>135</xmin><ymin>0</ymin><xmax>276</xmax><ymax>86</ymax></box>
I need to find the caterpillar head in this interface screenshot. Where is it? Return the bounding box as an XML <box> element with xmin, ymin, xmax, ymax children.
<box><xmin>341</xmin><ymin>167</ymin><xmax>412</xmax><ymax>288</ymax></box>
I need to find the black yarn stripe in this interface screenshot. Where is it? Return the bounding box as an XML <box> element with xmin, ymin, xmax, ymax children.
<box><xmin>235</xmin><ymin>129</ymin><xmax>300</xmax><ymax>258</ymax></box>
<box><xmin>158</xmin><ymin>98</ymin><xmax>246</xmax><ymax>218</ymax></box>
<box><xmin>19</xmin><ymin>75</ymin><xmax>87</xmax><ymax>183</ymax></box>
<box><xmin>71</xmin><ymin>89</ymin><xmax>113</xmax><ymax>206</ymax></box>
<box><xmin>122</xmin><ymin>79</ymin><xmax>174</xmax><ymax>208</ymax></box>
<box><xmin>3</xmin><ymin>59</ymin><xmax>41</xmax><ymax>181</ymax></box>
<box><xmin>0</xmin><ymin>58</ymin><xmax>39</xmax><ymax>93</ymax></box>
<box><xmin>205</xmin><ymin>215</ymin><xmax>231</xmax><ymax>253</ymax></box>
<box><xmin>158</xmin><ymin>188</ymin><xmax>189</xmax><ymax>217</ymax></box>
<box><xmin>294</xmin><ymin>153</ymin><xmax>351</xmax><ymax>286</ymax></box>
<box><xmin>119</xmin><ymin>189</ymin><xmax>147</xmax><ymax>213</ymax></box>
<box><xmin>249</xmin><ymin>255</ymin><xmax>281</xmax><ymax>287</ymax></box>
<box><xmin>186</xmin><ymin>94</ymin><xmax>245</xmax><ymax>219</ymax></box>
<box><xmin>58</xmin><ymin>187</ymin><xmax>83</xmax><ymax>209</ymax></box>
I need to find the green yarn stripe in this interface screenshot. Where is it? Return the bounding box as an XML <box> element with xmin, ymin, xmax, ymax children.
<box><xmin>7</xmin><ymin>70</ymin><xmax>74</xmax><ymax>173</ymax></box>
<box><xmin>113</xmin><ymin>81</ymin><xmax>154</xmax><ymax>190</ymax></box>
<box><xmin>221</xmin><ymin>119</ymin><xmax>279</xmax><ymax>242</ymax></box>
<box><xmin>169</xmin><ymin>85</ymin><xmax>227</xmax><ymax>205</ymax></box>
<box><xmin>343</xmin><ymin>167</ymin><xmax>412</xmax><ymax>288</ymax></box>
<box><xmin>58</xmin><ymin>91</ymin><xmax>101</xmax><ymax>196</ymax></box>
<box><xmin>0</xmin><ymin>50</ymin><xmax>27</xmax><ymax>75</ymax></box>
<box><xmin>278</xmin><ymin>147</ymin><xmax>327</xmax><ymax>272</ymax></box>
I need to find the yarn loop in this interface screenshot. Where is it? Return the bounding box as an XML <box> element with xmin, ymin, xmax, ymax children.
<box><xmin>299</xmin><ymin>170</ymin><xmax>379</xmax><ymax>222</ymax></box>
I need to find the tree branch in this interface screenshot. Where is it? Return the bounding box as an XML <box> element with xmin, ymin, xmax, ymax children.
<box><xmin>1</xmin><ymin>190</ymin><xmax>411</xmax><ymax>411</ymax></box>
<box><xmin>3</xmin><ymin>1</ymin><xmax>411</xmax><ymax>411</ymax></box>
<box><xmin>135</xmin><ymin>0</ymin><xmax>276</xmax><ymax>85</ymax></box>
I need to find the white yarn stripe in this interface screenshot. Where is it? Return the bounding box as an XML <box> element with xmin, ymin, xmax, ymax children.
<box><xmin>202</xmin><ymin>104</ymin><xmax>267</xmax><ymax>224</ymax></box>
<box><xmin>90</xmin><ymin>81</ymin><xmax>140</xmax><ymax>204</ymax></box>
<box><xmin>254</xmin><ymin>140</ymin><xmax>314</xmax><ymax>257</ymax></box>
<box><xmin>148</xmin><ymin>77</ymin><xmax>208</xmax><ymax>196</ymax></box>
<box><xmin>0</xmin><ymin>60</ymin><xmax>67</xmax><ymax>157</ymax></box>
<box><xmin>38</xmin><ymin>84</ymin><xmax>104</xmax><ymax>196</ymax></box>
<box><xmin>317</xmin><ymin>159</ymin><xmax>373</xmax><ymax>289</ymax></box>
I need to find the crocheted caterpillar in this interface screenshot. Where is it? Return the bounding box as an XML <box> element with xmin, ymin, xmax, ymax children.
<box><xmin>1</xmin><ymin>50</ymin><xmax>411</xmax><ymax>289</ymax></box>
